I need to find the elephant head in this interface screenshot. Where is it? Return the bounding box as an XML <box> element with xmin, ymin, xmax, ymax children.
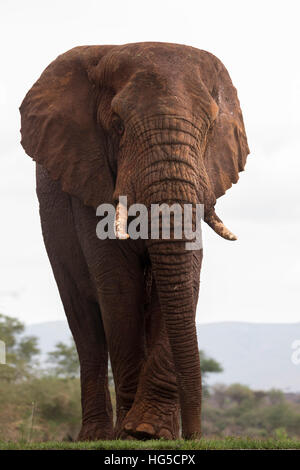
<box><xmin>20</xmin><ymin>42</ymin><xmax>249</xmax><ymax>438</ymax></box>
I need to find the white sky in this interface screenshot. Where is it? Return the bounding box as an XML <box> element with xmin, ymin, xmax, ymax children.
<box><xmin>0</xmin><ymin>0</ymin><xmax>299</xmax><ymax>325</ymax></box>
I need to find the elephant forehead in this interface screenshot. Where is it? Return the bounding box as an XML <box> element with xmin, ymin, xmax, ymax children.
<box><xmin>106</xmin><ymin>42</ymin><xmax>191</xmax><ymax>66</ymax></box>
<box><xmin>96</xmin><ymin>42</ymin><xmax>219</xmax><ymax>121</ymax></box>
<box><xmin>111</xmin><ymin>69</ymin><xmax>217</xmax><ymax>123</ymax></box>
<box><xmin>99</xmin><ymin>43</ymin><xmax>206</xmax><ymax>90</ymax></box>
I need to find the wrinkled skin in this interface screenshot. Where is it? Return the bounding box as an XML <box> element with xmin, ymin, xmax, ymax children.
<box><xmin>20</xmin><ymin>42</ymin><xmax>249</xmax><ymax>440</ymax></box>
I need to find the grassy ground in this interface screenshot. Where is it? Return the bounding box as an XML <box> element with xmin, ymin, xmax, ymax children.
<box><xmin>1</xmin><ymin>437</ymin><xmax>300</xmax><ymax>450</ymax></box>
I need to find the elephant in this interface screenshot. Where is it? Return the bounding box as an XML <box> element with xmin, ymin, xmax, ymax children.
<box><xmin>19</xmin><ymin>42</ymin><xmax>249</xmax><ymax>440</ymax></box>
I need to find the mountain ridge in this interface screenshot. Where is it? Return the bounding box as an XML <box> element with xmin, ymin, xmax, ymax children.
<box><xmin>25</xmin><ymin>320</ymin><xmax>300</xmax><ymax>392</ymax></box>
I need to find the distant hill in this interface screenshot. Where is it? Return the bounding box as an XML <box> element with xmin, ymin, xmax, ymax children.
<box><xmin>25</xmin><ymin>321</ymin><xmax>300</xmax><ymax>392</ymax></box>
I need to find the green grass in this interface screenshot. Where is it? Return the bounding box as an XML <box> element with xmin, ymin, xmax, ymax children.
<box><xmin>1</xmin><ymin>437</ymin><xmax>300</xmax><ymax>450</ymax></box>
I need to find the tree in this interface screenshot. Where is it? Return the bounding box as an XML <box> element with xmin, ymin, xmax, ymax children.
<box><xmin>226</xmin><ymin>383</ymin><xmax>255</xmax><ymax>406</ymax></box>
<box><xmin>47</xmin><ymin>338</ymin><xmax>79</xmax><ymax>378</ymax></box>
<box><xmin>0</xmin><ymin>313</ymin><xmax>40</xmax><ymax>382</ymax></box>
<box><xmin>199</xmin><ymin>350</ymin><xmax>223</xmax><ymax>395</ymax></box>
<box><xmin>200</xmin><ymin>350</ymin><xmax>223</xmax><ymax>376</ymax></box>
<box><xmin>47</xmin><ymin>339</ymin><xmax>116</xmax><ymax>384</ymax></box>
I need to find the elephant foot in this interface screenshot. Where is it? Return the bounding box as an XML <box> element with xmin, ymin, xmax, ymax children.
<box><xmin>77</xmin><ymin>422</ymin><xmax>113</xmax><ymax>441</ymax></box>
<box><xmin>121</xmin><ymin>401</ymin><xmax>180</xmax><ymax>440</ymax></box>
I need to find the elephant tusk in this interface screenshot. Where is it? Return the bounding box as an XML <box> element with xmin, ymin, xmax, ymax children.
<box><xmin>204</xmin><ymin>208</ymin><xmax>237</xmax><ymax>241</ymax></box>
<box><xmin>114</xmin><ymin>202</ymin><xmax>129</xmax><ymax>239</ymax></box>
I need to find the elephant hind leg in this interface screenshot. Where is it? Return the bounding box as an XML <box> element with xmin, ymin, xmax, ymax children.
<box><xmin>37</xmin><ymin>164</ymin><xmax>113</xmax><ymax>441</ymax></box>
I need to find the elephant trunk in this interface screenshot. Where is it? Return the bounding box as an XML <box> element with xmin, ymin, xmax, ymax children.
<box><xmin>146</xmin><ymin>236</ymin><xmax>202</xmax><ymax>438</ymax></box>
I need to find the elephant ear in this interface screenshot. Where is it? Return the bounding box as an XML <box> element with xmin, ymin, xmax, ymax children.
<box><xmin>20</xmin><ymin>45</ymin><xmax>115</xmax><ymax>208</ymax></box>
<box><xmin>203</xmin><ymin>54</ymin><xmax>250</xmax><ymax>199</ymax></box>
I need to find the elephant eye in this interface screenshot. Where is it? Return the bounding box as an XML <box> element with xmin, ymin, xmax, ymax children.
<box><xmin>112</xmin><ymin>115</ymin><xmax>125</xmax><ymax>136</ymax></box>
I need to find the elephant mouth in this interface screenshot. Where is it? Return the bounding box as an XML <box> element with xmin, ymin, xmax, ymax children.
<box><xmin>114</xmin><ymin>200</ymin><xmax>237</xmax><ymax>241</ymax></box>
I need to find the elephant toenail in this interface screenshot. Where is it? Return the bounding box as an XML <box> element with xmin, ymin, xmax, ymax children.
<box><xmin>136</xmin><ymin>423</ymin><xmax>155</xmax><ymax>435</ymax></box>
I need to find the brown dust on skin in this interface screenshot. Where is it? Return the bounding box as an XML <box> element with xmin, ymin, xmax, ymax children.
<box><xmin>20</xmin><ymin>42</ymin><xmax>249</xmax><ymax>440</ymax></box>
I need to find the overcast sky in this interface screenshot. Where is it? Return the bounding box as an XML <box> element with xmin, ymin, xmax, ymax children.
<box><xmin>0</xmin><ymin>0</ymin><xmax>299</xmax><ymax>325</ymax></box>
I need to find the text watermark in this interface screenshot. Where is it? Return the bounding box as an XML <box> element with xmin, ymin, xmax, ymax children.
<box><xmin>96</xmin><ymin>197</ymin><xmax>204</xmax><ymax>250</ymax></box>
<box><xmin>0</xmin><ymin>340</ymin><xmax>6</xmax><ymax>364</ymax></box>
<box><xmin>291</xmin><ymin>340</ymin><xmax>300</xmax><ymax>366</ymax></box>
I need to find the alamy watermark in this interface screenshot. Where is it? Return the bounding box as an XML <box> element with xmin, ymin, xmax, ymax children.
<box><xmin>96</xmin><ymin>196</ymin><xmax>204</xmax><ymax>250</ymax></box>
<box><xmin>291</xmin><ymin>339</ymin><xmax>300</xmax><ymax>366</ymax></box>
<box><xmin>0</xmin><ymin>340</ymin><xmax>5</xmax><ymax>364</ymax></box>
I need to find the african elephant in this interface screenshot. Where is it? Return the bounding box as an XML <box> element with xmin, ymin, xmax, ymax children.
<box><xmin>20</xmin><ymin>42</ymin><xmax>249</xmax><ymax>440</ymax></box>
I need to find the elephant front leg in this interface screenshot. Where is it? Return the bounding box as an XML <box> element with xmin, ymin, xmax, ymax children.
<box><xmin>94</xmin><ymin>243</ymin><xmax>147</xmax><ymax>439</ymax></box>
<box><xmin>121</xmin><ymin>282</ymin><xmax>180</xmax><ymax>440</ymax></box>
<box><xmin>101</xmin><ymin>296</ymin><xmax>147</xmax><ymax>439</ymax></box>
<box><xmin>122</xmin><ymin>251</ymin><xmax>202</xmax><ymax>440</ymax></box>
